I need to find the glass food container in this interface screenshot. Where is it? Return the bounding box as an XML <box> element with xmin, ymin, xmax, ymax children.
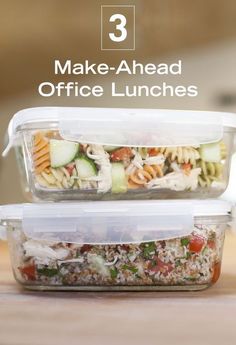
<box><xmin>0</xmin><ymin>200</ymin><xmax>231</xmax><ymax>291</ymax></box>
<box><xmin>3</xmin><ymin>107</ymin><xmax>236</xmax><ymax>201</ymax></box>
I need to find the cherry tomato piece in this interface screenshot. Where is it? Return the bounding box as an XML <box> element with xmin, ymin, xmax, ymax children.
<box><xmin>20</xmin><ymin>264</ymin><xmax>36</xmax><ymax>281</ymax></box>
<box><xmin>120</xmin><ymin>244</ymin><xmax>130</xmax><ymax>251</ymax></box>
<box><xmin>182</xmin><ymin>163</ymin><xmax>192</xmax><ymax>171</ymax></box>
<box><xmin>148</xmin><ymin>258</ymin><xmax>173</xmax><ymax>277</ymax></box>
<box><xmin>80</xmin><ymin>244</ymin><xmax>92</xmax><ymax>254</ymax></box>
<box><xmin>189</xmin><ymin>235</ymin><xmax>205</xmax><ymax>253</ymax></box>
<box><xmin>110</xmin><ymin>148</ymin><xmax>133</xmax><ymax>162</ymax></box>
<box><xmin>148</xmin><ymin>148</ymin><xmax>159</xmax><ymax>156</ymax></box>
<box><xmin>212</xmin><ymin>262</ymin><xmax>221</xmax><ymax>283</ymax></box>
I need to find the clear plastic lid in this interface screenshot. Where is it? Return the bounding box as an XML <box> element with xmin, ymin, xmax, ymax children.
<box><xmin>0</xmin><ymin>200</ymin><xmax>231</xmax><ymax>244</ymax></box>
<box><xmin>3</xmin><ymin>107</ymin><xmax>236</xmax><ymax>156</ymax></box>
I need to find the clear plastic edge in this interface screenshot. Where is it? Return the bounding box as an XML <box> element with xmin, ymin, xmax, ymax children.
<box><xmin>22</xmin><ymin>202</ymin><xmax>194</xmax><ymax>243</ymax></box>
<box><xmin>0</xmin><ymin>226</ymin><xmax>6</xmax><ymax>241</ymax></box>
<box><xmin>3</xmin><ymin>107</ymin><xmax>236</xmax><ymax>156</ymax></box>
<box><xmin>0</xmin><ymin>200</ymin><xmax>231</xmax><ymax>244</ymax></box>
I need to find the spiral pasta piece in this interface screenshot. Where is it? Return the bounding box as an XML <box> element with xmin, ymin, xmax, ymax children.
<box><xmin>220</xmin><ymin>141</ymin><xmax>227</xmax><ymax>159</ymax></box>
<box><xmin>159</xmin><ymin>146</ymin><xmax>200</xmax><ymax>165</ymax></box>
<box><xmin>36</xmin><ymin>166</ymin><xmax>98</xmax><ymax>190</ymax></box>
<box><xmin>138</xmin><ymin>147</ymin><xmax>148</xmax><ymax>159</ymax></box>
<box><xmin>36</xmin><ymin>166</ymin><xmax>78</xmax><ymax>189</ymax></box>
<box><xmin>128</xmin><ymin>164</ymin><xmax>164</xmax><ymax>189</ymax></box>
<box><xmin>33</xmin><ymin>132</ymin><xmax>50</xmax><ymax>174</ymax></box>
<box><xmin>198</xmin><ymin>160</ymin><xmax>223</xmax><ymax>187</ymax></box>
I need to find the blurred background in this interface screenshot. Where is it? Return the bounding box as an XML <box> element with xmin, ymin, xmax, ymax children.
<box><xmin>0</xmin><ymin>0</ymin><xmax>236</xmax><ymax>203</ymax></box>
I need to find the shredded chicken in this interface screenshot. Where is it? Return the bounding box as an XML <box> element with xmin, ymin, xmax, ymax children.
<box><xmin>143</xmin><ymin>154</ymin><xmax>165</xmax><ymax>166</ymax></box>
<box><xmin>147</xmin><ymin>168</ymin><xmax>201</xmax><ymax>191</ymax></box>
<box><xmin>86</xmin><ymin>145</ymin><xmax>112</xmax><ymax>193</ymax></box>
<box><xmin>87</xmin><ymin>253</ymin><xmax>110</xmax><ymax>277</ymax></box>
<box><xmin>23</xmin><ymin>240</ymin><xmax>69</xmax><ymax>264</ymax></box>
<box><xmin>126</xmin><ymin>151</ymin><xmax>165</xmax><ymax>176</ymax></box>
<box><xmin>125</xmin><ymin>150</ymin><xmax>143</xmax><ymax>175</ymax></box>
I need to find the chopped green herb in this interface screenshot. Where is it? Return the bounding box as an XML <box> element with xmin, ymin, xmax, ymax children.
<box><xmin>37</xmin><ymin>267</ymin><xmax>59</xmax><ymax>277</ymax></box>
<box><xmin>185</xmin><ymin>276</ymin><xmax>197</xmax><ymax>281</ymax></box>
<box><xmin>185</xmin><ymin>252</ymin><xmax>191</xmax><ymax>259</ymax></box>
<box><xmin>122</xmin><ymin>264</ymin><xmax>138</xmax><ymax>274</ymax></box>
<box><xmin>175</xmin><ymin>259</ymin><xmax>182</xmax><ymax>267</ymax></box>
<box><xmin>181</xmin><ymin>238</ymin><xmax>189</xmax><ymax>246</ymax></box>
<box><xmin>142</xmin><ymin>242</ymin><xmax>156</xmax><ymax>258</ymax></box>
<box><xmin>202</xmin><ymin>246</ymin><xmax>208</xmax><ymax>255</ymax></box>
<box><xmin>135</xmin><ymin>274</ymin><xmax>142</xmax><ymax>279</ymax></box>
<box><xmin>110</xmin><ymin>268</ymin><xmax>118</xmax><ymax>279</ymax></box>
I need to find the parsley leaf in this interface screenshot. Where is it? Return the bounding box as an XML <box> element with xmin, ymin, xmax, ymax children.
<box><xmin>181</xmin><ymin>238</ymin><xmax>190</xmax><ymax>246</ymax></box>
<box><xmin>110</xmin><ymin>268</ymin><xmax>118</xmax><ymax>279</ymax></box>
<box><xmin>37</xmin><ymin>268</ymin><xmax>59</xmax><ymax>277</ymax></box>
<box><xmin>122</xmin><ymin>264</ymin><xmax>138</xmax><ymax>274</ymax></box>
<box><xmin>142</xmin><ymin>242</ymin><xmax>156</xmax><ymax>258</ymax></box>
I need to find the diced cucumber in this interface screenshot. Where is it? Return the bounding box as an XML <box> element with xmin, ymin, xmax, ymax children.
<box><xmin>199</xmin><ymin>142</ymin><xmax>221</xmax><ymax>163</ymax></box>
<box><xmin>104</xmin><ymin>145</ymin><xmax>121</xmax><ymax>152</ymax></box>
<box><xmin>50</xmin><ymin>139</ymin><xmax>79</xmax><ymax>168</ymax></box>
<box><xmin>111</xmin><ymin>162</ymin><xmax>127</xmax><ymax>193</ymax></box>
<box><xmin>75</xmin><ymin>155</ymin><xmax>97</xmax><ymax>179</ymax></box>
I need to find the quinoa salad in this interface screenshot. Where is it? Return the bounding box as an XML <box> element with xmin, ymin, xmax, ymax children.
<box><xmin>10</xmin><ymin>223</ymin><xmax>224</xmax><ymax>289</ymax></box>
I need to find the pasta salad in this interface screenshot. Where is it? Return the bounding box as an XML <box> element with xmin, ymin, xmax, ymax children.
<box><xmin>32</xmin><ymin>130</ymin><xmax>227</xmax><ymax>194</ymax></box>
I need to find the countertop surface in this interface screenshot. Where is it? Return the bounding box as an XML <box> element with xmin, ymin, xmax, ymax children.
<box><xmin>1</xmin><ymin>232</ymin><xmax>236</xmax><ymax>345</ymax></box>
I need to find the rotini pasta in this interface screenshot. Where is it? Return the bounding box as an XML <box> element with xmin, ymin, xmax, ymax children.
<box><xmin>159</xmin><ymin>146</ymin><xmax>200</xmax><ymax>165</ymax></box>
<box><xmin>35</xmin><ymin>166</ymin><xmax>98</xmax><ymax>190</ymax></box>
<box><xmin>36</xmin><ymin>167</ymin><xmax>78</xmax><ymax>189</ymax></box>
<box><xmin>197</xmin><ymin>160</ymin><xmax>223</xmax><ymax>187</ymax></box>
<box><xmin>51</xmin><ymin>167</ymin><xmax>76</xmax><ymax>189</ymax></box>
<box><xmin>128</xmin><ymin>164</ymin><xmax>164</xmax><ymax>188</ymax></box>
<box><xmin>220</xmin><ymin>141</ymin><xmax>227</xmax><ymax>159</ymax></box>
<box><xmin>33</xmin><ymin>132</ymin><xmax>50</xmax><ymax>174</ymax></box>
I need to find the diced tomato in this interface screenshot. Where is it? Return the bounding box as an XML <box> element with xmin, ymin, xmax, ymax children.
<box><xmin>66</xmin><ymin>163</ymin><xmax>75</xmax><ymax>176</ymax></box>
<box><xmin>207</xmin><ymin>239</ymin><xmax>216</xmax><ymax>250</ymax></box>
<box><xmin>19</xmin><ymin>264</ymin><xmax>36</xmax><ymax>281</ymax></box>
<box><xmin>120</xmin><ymin>244</ymin><xmax>130</xmax><ymax>251</ymax></box>
<box><xmin>148</xmin><ymin>258</ymin><xmax>173</xmax><ymax>276</ymax></box>
<box><xmin>148</xmin><ymin>148</ymin><xmax>159</xmax><ymax>156</ymax></box>
<box><xmin>80</xmin><ymin>244</ymin><xmax>92</xmax><ymax>254</ymax></box>
<box><xmin>212</xmin><ymin>262</ymin><xmax>221</xmax><ymax>283</ymax></box>
<box><xmin>182</xmin><ymin>163</ymin><xmax>192</xmax><ymax>171</ymax></box>
<box><xmin>189</xmin><ymin>235</ymin><xmax>205</xmax><ymax>253</ymax></box>
<box><xmin>110</xmin><ymin>147</ymin><xmax>133</xmax><ymax>162</ymax></box>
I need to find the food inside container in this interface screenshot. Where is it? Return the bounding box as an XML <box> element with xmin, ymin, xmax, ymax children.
<box><xmin>3</xmin><ymin>107</ymin><xmax>236</xmax><ymax>201</ymax></box>
<box><xmin>0</xmin><ymin>200</ymin><xmax>231</xmax><ymax>291</ymax></box>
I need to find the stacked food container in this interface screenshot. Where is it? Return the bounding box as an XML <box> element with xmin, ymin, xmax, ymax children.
<box><xmin>1</xmin><ymin>107</ymin><xmax>235</xmax><ymax>290</ymax></box>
